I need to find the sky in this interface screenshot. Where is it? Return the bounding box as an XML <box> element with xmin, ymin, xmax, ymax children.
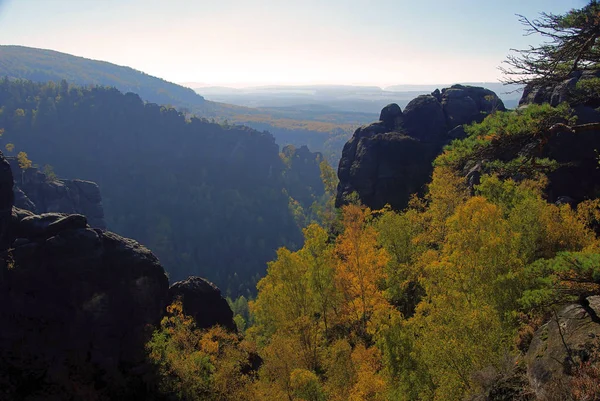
<box><xmin>0</xmin><ymin>0</ymin><xmax>589</xmax><ymax>87</ymax></box>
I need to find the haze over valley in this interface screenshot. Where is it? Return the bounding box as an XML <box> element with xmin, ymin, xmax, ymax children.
<box><xmin>1</xmin><ymin>1</ymin><xmax>599</xmax><ymax>400</ymax></box>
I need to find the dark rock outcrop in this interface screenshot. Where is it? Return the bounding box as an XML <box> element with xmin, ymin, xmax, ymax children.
<box><xmin>525</xmin><ymin>296</ymin><xmax>600</xmax><ymax>399</ymax></box>
<box><xmin>8</xmin><ymin>157</ymin><xmax>106</xmax><ymax>229</ymax></box>
<box><xmin>0</xmin><ymin>151</ymin><xmax>234</xmax><ymax>400</ymax></box>
<box><xmin>519</xmin><ymin>69</ymin><xmax>600</xmax><ymax>108</ymax></box>
<box><xmin>379</xmin><ymin>103</ymin><xmax>403</xmax><ymax>131</ymax></box>
<box><xmin>0</xmin><ymin>154</ymin><xmax>14</xmax><ymax>250</ymax></box>
<box><xmin>168</xmin><ymin>276</ymin><xmax>236</xmax><ymax>332</ymax></box>
<box><xmin>479</xmin><ymin>71</ymin><xmax>600</xmax><ymax>205</ymax></box>
<box><xmin>1</xmin><ymin>206</ymin><xmax>169</xmax><ymax>399</ymax></box>
<box><xmin>336</xmin><ymin>85</ymin><xmax>505</xmax><ymax>210</ymax></box>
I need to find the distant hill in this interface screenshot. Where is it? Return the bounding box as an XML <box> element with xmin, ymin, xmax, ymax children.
<box><xmin>188</xmin><ymin>83</ymin><xmax>524</xmax><ymax>114</ymax></box>
<box><xmin>0</xmin><ymin>45</ymin><xmax>206</xmax><ymax>107</ymax></box>
<box><xmin>0</xmin><ymin>45</ymin><xmax>359</xmax><ymax>162</ymax></box>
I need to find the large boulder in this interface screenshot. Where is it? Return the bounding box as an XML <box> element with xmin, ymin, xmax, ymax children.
<box><xmin>379</xmin><ymin>103</ymin><xmax>403</xmax><ymax>131</ymax></box>
<box><xmin>441</xmin><ymin>84</ymin><xmax>506</xmax><ymax>128</ymax></box>
<box><xmin>525</xmin><ymin>296</ymin><xmax>600</xmax><ymax>399</ymax></box>
<box><xmin>403</xmin><ymin>95</ymin><xmax>447</xmax><ymax>141</ymax></box>
<box><xmin>336</xmin><ymin>132</ymin><xmax>441</xmax><ymax>210</ymax></box>
<box><xmin>168</xmin><ymin>276</ymin><xmax>236</xmax><ymax>332</ymax></box>
<box><xmin>336</xmin><ymin>85</ymin><xmax>504</xmax><ymax>210</ymax></box>
<box><xmin>0</xmin><ymin>151</ymin><xmax>234</xmax><ymax>400</ymax></box>
<box><xmin>0</xmin><ymin>209</ymin><xmax>170</xmax><ymax>399</ymax></box>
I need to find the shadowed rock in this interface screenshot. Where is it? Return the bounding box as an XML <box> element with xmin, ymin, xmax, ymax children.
<box><xmin>169</xmin><ymin>276</ymin><xmax>236</xmax><ymax>332</ymax></box>
<box><xmin>0</xmin><ymin>151</ymin><xmax>234</xmax><ymax>400</ymax></box>
<box><xmin>8</xmin><ymin>157</ymin><xmax>106</xmax><ymax>229</ymax></box>
<box><xmin>336</xmin><ymin>85</ymin><xmax>504</xmax><ymax>210</ymax></box>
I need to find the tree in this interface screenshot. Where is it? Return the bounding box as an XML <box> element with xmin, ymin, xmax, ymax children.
<box><xmin>501</xmin><ymin>1</ymin><xmax>600</xmax><ymax>86</ymax></box>
<box><xmin>17</xmin><ymin>151</ymin><xmax>32</xmax><ymax>169</ymax></box>
<box><xmin>335</xmin><ymin>204</ymin><xmax>390</xmax><ymax>338</ymax></box>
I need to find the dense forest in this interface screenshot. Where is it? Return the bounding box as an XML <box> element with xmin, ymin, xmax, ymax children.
<box><xmin>0</xmin><ymin>46</ymin><xmax>356</xmax><ymax>163</ymax></box>
<box><xmin>146</xmin><ymin>107</ymin><xmax>600</xmax><ymax>401</ymax></box>
<box><xmin>0</xmin><ymin>79</ymin><xmax>331</xmax><ymax>295</ymax></box>
<box><xmin>141</xmin><ymin>3</ymin><xmax>600</xmax><ymax>400</ymax></box>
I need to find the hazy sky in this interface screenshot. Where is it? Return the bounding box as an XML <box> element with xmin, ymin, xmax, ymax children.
<box><xmin>0</xmin><ymin>0</ymin><xmax>589</xmax><ymax>87</ymax></box>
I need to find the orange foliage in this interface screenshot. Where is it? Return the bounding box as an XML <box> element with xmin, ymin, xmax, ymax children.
<box><xmin>335</xmin><ymin>204</ymin><xmax>390</xmax><ymax>337</ymax></box>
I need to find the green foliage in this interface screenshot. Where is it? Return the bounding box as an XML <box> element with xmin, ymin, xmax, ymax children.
<box><xmin>521</xmin><ymin>252</ymin><xmax>600</xmax><ymax>310</ymax></box>
<box><xmin>42</xmin><ymin>164</ymin><xmax>58</xmax><ymax>182</ymax></box>
<box><xmin>435</xmin><ymin>103</ymin><xmax>575</xmax><ymax>170</ymax></box>
<box><xmin>228</xmin><ymin>296</ymin><xmax>253</xmax><ymax>332</ymax></box>
<box><xmin>147</xmin><ymin>300</ymin><xmax>255</xmax><ymax>401</ymax></box>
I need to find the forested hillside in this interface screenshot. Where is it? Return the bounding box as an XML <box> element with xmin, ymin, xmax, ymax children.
<box><xmin>0</xmin><ymin>79</ymin><xmax>330</xmax><ymax>295</ymax></box>
<box><xmin>0</xmin><ymin>45</ymin><xmax>205</xmax><ymax>107</ymax></box>
<box><xmin>0</xmin><ymin>46</ymin><xmax>355</xmax><ymax>162</ymax></box>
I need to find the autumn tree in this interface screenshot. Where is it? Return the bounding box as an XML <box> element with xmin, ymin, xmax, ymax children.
<box><xmin>17</xmin><ymin>151</ymin><xmax>32</xmax><ymax>169</ymax></box>
<box><xmin>334</xmin><ymin>204</ymin><xmax>390</xmax><ymax>339</ymax></box>
<box><xmin>147</xmin><ymin>300</ymin><xmax>255</xmax><ymax>401</ymax></box>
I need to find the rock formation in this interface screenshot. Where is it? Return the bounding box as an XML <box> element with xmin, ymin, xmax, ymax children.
<box><xmin>336</xmin><ymin>85</ymin><xmax>505</xmax><ymax>210</ymax></box>
<box><xmin>0</xmin><ymin>151</ymin><xmax>235</xmax><ymax>400</ymax></box>
<box><xmin>489</xmin><ymin>71</ymin><xmax>600</xmax><ymax>205</ymax></box>
<box><xmin>8</xmin><ymin>157</ymin><xmax>106</xmax><ymax>229</ymax></box>
<box><xmin>525</xmin><ymin>296</ymin><xmax>600</xmax><ymax>399</ymax></box>
<box><xmin>169</xmin><ymin>276</ymin><xmax>236</xmax><ymax>331</ymax></box>
<box><xmin>519</xmin><ymin>69</ymin><xmax>600</xmax><ymax>109</ymax></box>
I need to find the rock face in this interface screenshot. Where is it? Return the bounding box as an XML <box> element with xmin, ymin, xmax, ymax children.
<box><xmin>336</xmin><ymin>85</ymin><xmax>505</xmax><ymax>209</ymax></box>
<box><xmin>519</xmin><ymin>69</ymin><xmax>600</xmax><ymax>109</ymax></box>
<box><xmin>525</xmin><ymin>296</ymin><xmax>600</xmax><ymax>399</ymax></box>
<box><xmin>169</xmin><ymin>276</ymin><xmax>236</xmax><ymax>332</ymax></box>
<box><xmin>495</xmin><ymin>71</ymin><xmax>600</xmax><ymax>205</ymax></box>
<box><xmin>0</xmin><ymin>210</ymin><xmax>169</xmax><ymax>399</ymax></box>
<box><xmin>8</xmin><ymin>157</ymin><xmax>106</xmax><ymax>229</ymax></box>
<box><xmin>0</xmin><ymin>151</ymin><xmax>234</xmax><ymax>400</ymax></box>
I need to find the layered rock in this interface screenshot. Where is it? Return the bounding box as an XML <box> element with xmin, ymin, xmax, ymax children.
<box><xmin>336</xmin><ymin>85</ymin><xmax>505</xmax><ymax>210</ymax></box>
<box><xmin>0</xmin><ymin>151</ymin><xmax>235</xmax><ymax>400</ymax></box>
<box><xmin>519</xmin><ymin>69</ymin><xmax>600</xmax><ymax>109</ymax></box>
<box><xmin>8</xmin><ymin>157</ymin><xmax>106</xmax><ymax>229</ymax></box>
<box><xmin>525</xmin><ymin>296</ymin><xmax>600</xmax><ymax>399</ymax></box>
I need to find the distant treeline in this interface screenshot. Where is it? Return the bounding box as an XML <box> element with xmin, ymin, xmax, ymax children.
<box><xmin>0</xmin><ymin>78</ymin><xmax>327</xmax><ymax>295</ymax></box>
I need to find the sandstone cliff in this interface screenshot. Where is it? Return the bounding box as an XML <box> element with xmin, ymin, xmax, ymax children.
<box><xmin>8</xmin><ymin>157</ymin><xmax>106</xmax><ymax>229</ymax></box>
<box><xmin>0</xmin><ymin>152</ymin><xmax>235</xmax><ymax>400</ymax></box>
<box><xmin>336</xmin><ymin>85</ymin><xmax>505</xmax><ymax>210</ymax></box>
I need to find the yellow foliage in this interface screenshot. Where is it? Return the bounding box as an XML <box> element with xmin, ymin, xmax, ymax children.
<box><xmin>17</xmin><ymin>151</ymin><xmax>32</xmax><ymax>169</ymax></box>
<box><xmin>147</xmin><ymin>300</ymin><xmax>255</xmax><ymax>401</ymax></box>
<box><xmin>348</xmin><ymin>344</ymin><xmax>388</xmax><ymax>401</ymax></box>
<box><xmin>335</xmin><ymin>204</ymin><xmax>390</xmax><ymax>337</ymax></box>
